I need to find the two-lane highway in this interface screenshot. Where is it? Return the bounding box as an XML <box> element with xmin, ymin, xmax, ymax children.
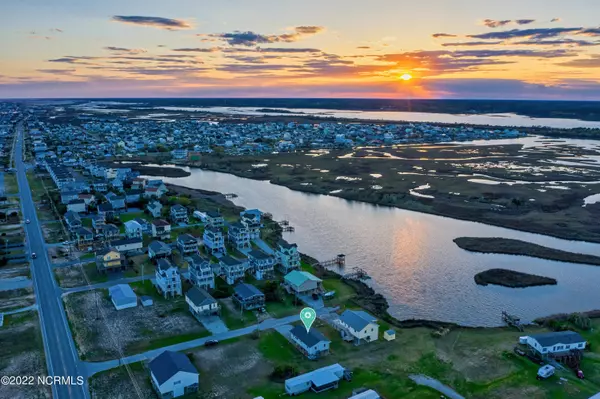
<box><xmin>14</xmin><ymin>122</ymin><xmax>88</xmax><ymax>399</ymax></box>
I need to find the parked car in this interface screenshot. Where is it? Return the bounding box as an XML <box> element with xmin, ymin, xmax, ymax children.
<box><xmin>204</xmin><ymin>340</ymin><xmax>219</xmax><ymax>347</ymax></box>
<box><xmin>537</xmin><ymin>365</ymin><xmax>555</xmax><ymax>380</ymax></box>
<box><xmin>312</xmin><ymin>293</ymin><xmax>319</xmax><ymax>300</ymax></box>
<box><xmin>514</xmin><ymin>347</ymin><xmax>526</xmax><ymax>356</ymax></box>
<box><xmin>258</xmin><ymin>307</ymin><xmax>266</xmax><ymax>314</ymax></box>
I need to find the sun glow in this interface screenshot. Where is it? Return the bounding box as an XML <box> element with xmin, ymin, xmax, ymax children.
<box><xmin>400</xmin><ymin>73</ymin><xmax>413</xmax><ymax>81</ymax></box>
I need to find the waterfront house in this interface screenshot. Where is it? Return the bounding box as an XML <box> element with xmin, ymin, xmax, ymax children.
<box><xmin>64</xmin><ymin>211</ymin><xmax>82</xmax><ymax>232</ymax></box>
<box><xmin>75</xmin><ymin>227</ymin><xmax>94</xmax><ymax>250</ymax></box>
<box><xmin>170</xmin><ymin>204</ymin><xmax>189</xmax><ymax>224</ymax></box>
<box><xmin>155</xmin><ymin>259</ymin><xmax>182</xmax><ymax>299</ymax></box>
<box><xmin>219</xmin><ymin>256</ymin><xmax>246</xmax><ymax>285</ymax></box>
<box><xmin>187</xmin><ymin>254</ymin><xmax>215</xmax><ymax>290</ymax></box>
<box><xmin>526</xmin><ymin>331</ymin><xmax>586</xmax><ymax>357</ymax></box>
<box><xmin>289</xmin><ymin>325</ymin><xmax>331</xmax><ymax>360</ymax></box>
<box><xmin>148</xmin><ymin>240</ymin><xmax>172</xmax><ymax>260</ymax></box>
<box><xmin>110</xmin><ymin>237</ymin><xmax>143</xmax><ymax>254</ymax></box>
<box><xmin>147</xmin><ymin>200</ymin><xmax>163</xmax><ymax>218</ymax></box>
<box><xmin>247</xmin><ymin>249</ymin><xmax>275</xmax><ymax>280</ymax></box>
<box><xmin>240</xmin><ymin>211</ymin><xmax>261</xmax><ymax>240</ymax></box>
<box><xmin>108</xmin><ymin>284</ymin><xmax>137</xmax><ymax>311</ymax></box>
<box><xmin>338</xmin><ymin>310</ymin><xmax>379</xmax><ymax>345</ymax></box>
<box><xmin>151</xmin><ymin>219</ymin><xmax>171</xmax><ymax>240</ymax></box>
<box><xmin>204</xmin><ymin>211</ymin><xmax>224</xmax><ymax>228</ymax></box>
<box><xmin>132</xmin><ymin>177</ymin><xmax>146</xmax><ymax>190</ymax></box>
<box><xmin>284</xmin><ymin>270</ymin><xmax>323</xmax><ymax>296</ymax></box>
<box><xmin>144</xmin><ymin>184</ymin><xmax>167</xmax><ymax>198</ymax></box>
<box><xmin>284</xmin><ymin>363</ymin><xmax>347</xmax><ymax>396</ymax></box>
<box><xmin>177</xmin><ymin>233</ymin><xmax>198</xmax><ymax>255</ymax></box>
<box><xmin>124</xmin><ymin>220</ymin><xmax>143</xmax><ymax>238</ymax></box>
<box><xmin>95</xmin><ymin>247</ymin><xmax>125</xmax><ymax>273</ymax></box>
<box><xmin>203</xmin><ymin>226</ymin><xmax>225</xmax><ymax>255</ymax></box>
<box><xmin>227</xmin><ymin>221</ymin><xmax>251</xmax><ymax>251</ymax></box>
<box><xmin>232</xmin><ymin>282</ymin><xmax>265</xmax><ymax>310</ymax></box>
<box><xmin>186</xmin><ymin>286</ymin><xmax>219</xmax><ymax>319</ymax></box>
<box><xmin>149</xmin><ymin>351</ymin><xmax>199</xmax><ymax>399</ymax></box>
<box><xmin>67</xmin><ymin>198</ymin><xmax>86</xmax><ymax>213</ymax></box>
<box><xmin>275</xmin><ymin>240</ymin><xmax>301</xmax><ymax>274</ymax></box>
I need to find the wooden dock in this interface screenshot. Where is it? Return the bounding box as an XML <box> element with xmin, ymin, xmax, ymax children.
<box><xmin>319</xmin><ymin>254</ymin><xmax>346</xmax><ymax>268</ymax></box>
<box><xmin>502</xmin><ymin>311</ymin><xmax>524</xmax><ymax>332</ymax></box>
<box><xmin>342</xmin><ymin>267</ymin><xmax>371</xmax><ymax>281</ymax></box>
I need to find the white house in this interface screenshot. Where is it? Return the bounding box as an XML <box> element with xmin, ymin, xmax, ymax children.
<box><xmin>526</xmin><ymin>331</ymin><xmax>587</xmax><ymax>356</ymax></box>
<box><xmin>285</xmin><ymin>363</ymin><xmax>347</xmax><ymax>396</ymax></box>
<box><xmin>338</xmin><ymin>310</ymin><xmax>379</xmax><ymax>346</ymax></box>
<box><xmin>185</xmin><ymin>286</ymin><xmax>220</xmax><ymax>320</ymax></box>
<box><xmin>149</xmin><ymin>350</ymin><xmax>199</xmax><ymax>398</ymax></box>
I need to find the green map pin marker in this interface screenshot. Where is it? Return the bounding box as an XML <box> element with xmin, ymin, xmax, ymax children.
<box><xmin>300</xmin><ymin>307</ymin><xmax>317</xmax><ymax>332</ymax></box>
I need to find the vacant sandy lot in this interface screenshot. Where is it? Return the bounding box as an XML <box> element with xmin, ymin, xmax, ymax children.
<box><xmin>0</xmin><ymin>312</ymin><xmax>50</xmax><ymax>399</ymax></box>
<box><xmin>64</xmin><ymin>289</ymin><xmax>207</xmax><ymax>361</ymax></box>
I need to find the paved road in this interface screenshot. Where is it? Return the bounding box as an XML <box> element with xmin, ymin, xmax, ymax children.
<box><xmin>15</xmin><ymin>123</ymin><xmax>88</xmax><ymax>399</ymax></box>
<box><xmin>409</xmin><ymin>375</ymin><xmax>466</xmax><ymax>399</ymax></box>
<box><xmin>2</xmin><ymin>303</ymin><xmax>38</xmax><ymax>315</ymax></box>
<box><xmin>62</xmin><ymin>275</ymin><xmax>152</xmax><ymax>295</ymax></box>
<box><xmin>84</xmin><ymin>306</ymin><xmax>335</xmax><ymax>376</ymax></box>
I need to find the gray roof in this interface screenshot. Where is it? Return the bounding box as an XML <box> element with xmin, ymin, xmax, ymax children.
<box><xmin>248</xmin><ymin>250</ymin><xmax>272</xmax><ymax>260</ymax></box>
<box><xmin>187</xmin><ymin>253</ymin><xmax>210</xmax><ymax>265</ymax></box>
<box><xmin>171</xmin><ymin>204</ymin><xmax>187</xmax><ymax>211</ymax></box>
<box><xmin>339</xmin><ymin>310</ymin><xmax>377</xmax><ymax>332</ymax></box>
<box><xmin>149</xmin><ymin>240</ymin><xmax>171</xmax><ymax>253</ymax></box>
<box><xmin>110</xmin><ymin>237</ymin><xmax>143</xmax><ymax>247</ymax></box>
<box><xmin>220</xmin><ymin>255</ymin><xmax>243</xmax><ymax>267</ymax></box>
<box><xmin>76</xmin><ymin>227</ymin><xmax>93</xmax><ymax>236</ymax></box>
<box><xmin>206</xmin><ymin>210</ymin><xmax>222</xmax><ymax>218</ymax></box>
<box><xmin>290</xmin><ymin>325</ymin><xmax>330</xmax><ymax>348</ymax></box>
<box><xmin>157</xmin><ymin>258</ymin><xmax>175</xmax><ymax>271</ymax></box>
<box><xmin>186</xmin><ymin>286</ymin><xmax>216</xmax><ymax>307</ymax></box>
<box><xmin>108</xmin><ymin>284</ymin><xmax>136</xmax><ymax>307</ymax></box>
<box><xmin>529</xmin><ymin>331</ymin><xmax>586</xmax><ymax>347</ymax></box>
<box><xmin>278</xmin><ymin>239</ymin><xmax>297</xmax><ymax>249</ymax></box>
<box><xmin>149</xmin><ymin>350</ymin><xmax>198</xmax><ymax>386</ymax></box>
<box><xmin>98</xmin><ymin>203</ymin><xmax>113</xmax><ymax>211</ymax></box>
<box><xmin>177</xmin><ymin>233</ymin><xmax>197</xmax><ymax>244</ymax></box>
<box><xmin>234</xmin><ymin>283</ymin><xmax>264</xmax><ymax>300</ymax></box>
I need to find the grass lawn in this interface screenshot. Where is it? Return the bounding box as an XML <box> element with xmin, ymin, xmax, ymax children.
<box><xmin>322</xmin><ymin>278</ymin><xmax>357</xmax><ymax>308</ymax></box>
<box><xmin>119</xmin><ymin>212</ymin><xmax>150</xmax><ymax>223</ymax></box>
<box><xmin>265</xmin><ymin>293</ymin><xmax>302</xmax><ymax>318</ymax></box>
<box><xmin>219</xmin><ymin>299</ymin><xmax>258</xmax><ymax>330</ymax></box>
<box><xmin>81</xmin><ymin>218</ymin><xmax>92</xmax><ymax>228</ymax></box>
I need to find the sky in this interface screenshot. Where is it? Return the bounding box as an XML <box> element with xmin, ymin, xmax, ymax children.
<box><xmin>1</xmin><ymin>0</ymin><xmax>600</xmax><ymax>99</ymax></box>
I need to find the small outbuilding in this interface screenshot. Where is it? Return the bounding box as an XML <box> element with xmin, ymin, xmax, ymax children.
<box><xmin>141</xmin><ymin>296</ymin><xmax>154</xmax><ymax>307</ymax></box>
<box><xmin>383</xmin><ymin>329</ymin><xmax>396</xmax><ymax>341</ymax></box>
<box><xmin>108</xmin><ymin>284</ymin><xmax>137</xmax><ymax>310</ymax></box>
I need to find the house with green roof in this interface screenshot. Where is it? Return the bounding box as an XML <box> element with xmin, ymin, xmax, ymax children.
<box><xmin>283</xmin><ymin>270</ymin><xmax>323</xmax><ymax>295</ymax></box>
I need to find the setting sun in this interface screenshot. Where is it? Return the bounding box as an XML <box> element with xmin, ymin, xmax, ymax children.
<box><xmin>400</xmin><ymin>73</ymin><xmax>413</xmax><ymax>81</ymax></box>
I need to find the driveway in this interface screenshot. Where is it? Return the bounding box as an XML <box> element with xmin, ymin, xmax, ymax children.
<box><xmin>0</xmin><ymin>276</ymin><xmax>33</xmax><ymax>291</ymax></box>
<box><xmin>198</xmin><ymin>315</ymin><xmax>229</xmax><ymax>334</ymax></box>
<box><xmin>409</xmin><ymin>375</ymin><xmax>465</xmax><ymax>399</ymax></box>
<box><xmin>297</xmin><ymin>293</ymin><xmax>324</xmax><ymax>310</ymax></box>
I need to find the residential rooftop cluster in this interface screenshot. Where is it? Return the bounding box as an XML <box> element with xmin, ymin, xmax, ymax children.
<box><xmin>27</xmin><ymin>111</ymin><xmax>525</xmax><ymax>162</ymax></box>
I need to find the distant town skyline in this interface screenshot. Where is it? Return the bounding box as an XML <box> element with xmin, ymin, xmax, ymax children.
<box><xmin>1</xmin><ymin>0</ymin><xmax>600</xmax><ymax>99</ymax></box>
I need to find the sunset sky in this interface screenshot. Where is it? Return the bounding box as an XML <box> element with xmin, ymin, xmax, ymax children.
<box><xmin>1</xmin><ymin>0</ymin><xmax>600</xmax><ymax>99</ymax></box>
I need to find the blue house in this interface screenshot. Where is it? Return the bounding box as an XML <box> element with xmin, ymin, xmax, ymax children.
<box><xmin>289</xmin><ymin>325</ymin><xmax>331</xmax><ymax>360</ymax></box>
